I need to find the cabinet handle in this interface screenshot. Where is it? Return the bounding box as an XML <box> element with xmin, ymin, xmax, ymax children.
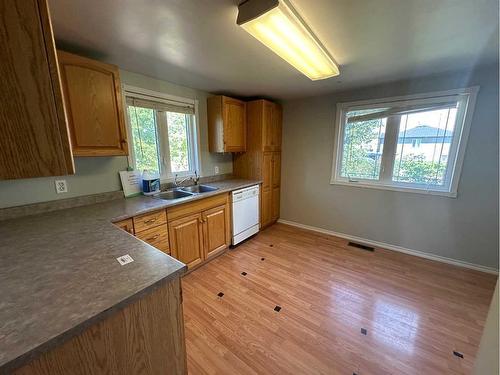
<box><xmin>145</xmin><ymin>234</ymin><xmax>160</xmax><ymax>241</ymax></box>
<box><xmin>144</xmin><ymin>218</ymin><xmax>157</xmax><ymax>224</ymax></box>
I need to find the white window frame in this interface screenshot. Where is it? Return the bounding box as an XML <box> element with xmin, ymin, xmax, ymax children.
<box><xmin>122</xmin><ymin>85</ymin><xmax>201</xmax><ymax>183</ymax></box>
<box><xmin>331</xmin><ymin>86</ymin><xmax>479</xmax><ymax>197</ymax></box>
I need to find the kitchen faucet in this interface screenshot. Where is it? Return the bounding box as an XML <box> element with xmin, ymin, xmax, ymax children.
<box><xmin>174</xmin><ymin>171</ymin><xmax>199</xmax><ymax>187</ymax></box>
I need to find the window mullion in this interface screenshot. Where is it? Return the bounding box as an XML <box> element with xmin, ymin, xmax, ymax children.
<box><xmin>379</xmin><ymin>115</ymin><xmax>401</xmax><ymax>182</ymax></box>
<box><xmin>156</xmin><ymin>111</ymin><xmax>172</xmax><ymax>179</ymax></box>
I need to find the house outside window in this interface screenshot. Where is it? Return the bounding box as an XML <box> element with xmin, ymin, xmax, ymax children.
<box><xmin>331</xmin><ymin>87</ymin><xmax>479</xmax><ymax>197</ymax></box>
<box><xmin>124</xmin><ymin>86</ymin><xmax>200</xmax><ymax>181</ymax></box>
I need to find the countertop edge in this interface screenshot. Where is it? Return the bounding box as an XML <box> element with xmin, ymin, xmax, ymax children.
<box><xmin>1</xmin><ymin>265</ymin><xmax>187</xmax><ymax>374</ymax></box>
<box><xmin>110</xmin><ymin>180</ymin><xmax>263</xmax><ymax>222</ymax></box>
<box><xmin>0</xmin><ymin>179</ymin><xmax>261</xmax><ymax>373</ymax></box>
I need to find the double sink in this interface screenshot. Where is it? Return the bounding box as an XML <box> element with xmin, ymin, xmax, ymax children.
<box><xmin>153</xmin><ymin>184</ymin><xmax>219</xmax><ymax>201</ymax></box>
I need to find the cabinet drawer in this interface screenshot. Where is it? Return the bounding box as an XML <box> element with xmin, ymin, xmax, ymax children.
<box><xmin>133</xmin><ymin>209</ymin><xmax>167</xmax><ymax>233</ymax></box>
<box><xmin>136</xmin><ymin>224</ymin><xmax>170</xmax><ymax>254</ymax></box>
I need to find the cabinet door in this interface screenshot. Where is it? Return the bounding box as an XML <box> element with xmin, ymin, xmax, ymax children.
<box><xmin>58</xmin><ymin>51</ymin><xmax>128</xmax><ymax>157</ymax></box>
<box><xmin>261</xmin><ymin>189</ymin><xmax>272</xmax><ymax>228</ymax></box>
<box><xmin>271</xmin><ymin>186</ymin><xmax>280</xmax><ymax>222</ymax></box>
<box><xmin>0</xmin><ymin>0</ymin><xmax>74</xmax><ymax>179</ymax></box>
<box><xmin>223</xmin><ymin>97</ymin><xmax>246</xmax><ymax>152</ymax></box>
<box><xmin>272</xmin><ymin>152</ymin><xmax>281</xmax><ymax>188</ymax></box>
<box><xmin>114</xmin><ymin>219</ymin><xmax>134</xmax><ymax>234</ymax></box>
<box><xmin>272</xmin><ymin>104</ymin><xmax>282</xmax><ymax>151</ymax></box>
<box><xmin>262</xmin><ymin>152</ymin><xmax>273</xmax><ymax>190</ymax></box>
<box><xmin>202</xmin><ymin>205</ymin><xmax>229</xmax><ymax>260</ymax></box>
<box><xmin>262</xmin><ymin>101</ymin><xmax>274</xmax><ymax>152</ymax></box>
<box><xmin>168</xmin><ymin>213</ymin><xmax>204</xmax><ymax>269</ymax></box>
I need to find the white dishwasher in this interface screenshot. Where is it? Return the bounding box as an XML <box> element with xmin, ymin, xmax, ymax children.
<box><xmin>232</xmin><ymin>185</ymin><xmax>260</xmax><ymax>245</ymax></box>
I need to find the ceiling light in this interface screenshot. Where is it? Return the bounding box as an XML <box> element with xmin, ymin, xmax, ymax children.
<box><xmin>237</xmin><ymin>0</ymin><xmax>340</xmax><ymax>80</ymax></box>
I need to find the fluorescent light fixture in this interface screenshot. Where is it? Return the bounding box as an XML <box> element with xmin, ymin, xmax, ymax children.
<box><xmin>237</xmin><ymin>0</ymin><xmax>339</xmax><ymax>80</ymax></box>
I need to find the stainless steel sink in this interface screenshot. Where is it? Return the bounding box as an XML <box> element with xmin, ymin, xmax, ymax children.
<box><xmin>153</xmin><ymin>189</ymin><xmax>194</xmax><ymax>200</ymax></box>
<box><xmin>180</xmin><ymin>184</ymin><xmax>219</xmax><ymax>194</ymax></box>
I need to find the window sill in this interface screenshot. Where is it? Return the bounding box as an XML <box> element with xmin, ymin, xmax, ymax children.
<box><xmin>330</xmin><ymin>179</ymin><xmax>457</xmax><ymax>198</ymax></box>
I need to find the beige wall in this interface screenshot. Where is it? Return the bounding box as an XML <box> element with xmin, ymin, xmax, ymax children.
<box><xmin>0</xmin><ymin>70</ymin><xmax>232</xmax><ymax>209</ymax></box>
<box><xmin>280</xmin><ymin>65</ymin><xmax>499</xmax><ymax>269</ymax></box>
<box><xmin>474</xmin><ymin>280</ymin><xmax>499</xmax><ymax>374</ymax></box>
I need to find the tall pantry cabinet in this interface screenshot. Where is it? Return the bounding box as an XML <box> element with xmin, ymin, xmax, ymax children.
<box><xmin>233</xmin><ymin>100</ymin><xmax>282</xmax><ymax>228</ymax></box>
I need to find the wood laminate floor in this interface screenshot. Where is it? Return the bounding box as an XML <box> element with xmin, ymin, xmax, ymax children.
<box><xmin>182</xmin><ymin>223</ymin><xmax>497</xmax><ymax>375</ymax></box>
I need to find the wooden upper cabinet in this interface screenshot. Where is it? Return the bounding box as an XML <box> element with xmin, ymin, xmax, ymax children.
<box><xmin>57</xmin><ymin>51</ymin><xmax>128</xmax><ymax>157</ymax></box>
<box><xmin>272</xmin><ymin>105</ymin><xmax>283</xmax><ymax>151</ymax></box>
<box><xmin>0</xmin><ymin>0</ymin><xmax>74</xmax><ymax>180</ymax></box>
<box><xmin>262</xmin><ymin>101</ymin><xmax>282</xmax><ymax>152</ymax></box>
<box><xmin>207</xmin><ymin>95</ymin><xmax>246</xmax><ymax>153</ymax></box>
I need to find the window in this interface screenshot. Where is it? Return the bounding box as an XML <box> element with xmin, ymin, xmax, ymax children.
<box><xmin>125</xmin><ymin>87</ymin><xmax>199</xmax><ymax>180</ymax></box>
<box><xmin>331</xmin><ymin>87</ymin><xmax>478</xmax><ymax>196</ymax></box>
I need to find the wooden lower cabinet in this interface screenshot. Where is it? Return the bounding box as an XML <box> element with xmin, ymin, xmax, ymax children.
<box><xmin>136</xmin><ymin>224</ymin><xmax>170</xmax><ymax>254</ymax></box>
<box><xmin>14</xmin><ymin>277</ymin><xmax>187</xmax><ymax>375</ymax></box>
<box><xmin>113</xmin><ymin>218</ymin><xmax>134</xmax><ymax>234</ymax></box>
<box><xmin>202</xmin><ymin>204</ymin><xmax>230</xmax><ymax>260</ymax></box>
<box><xmin>133</xmin><ymin>209</ymin><xmax>167</xmax><ymax>233</ymax></box>
<box><xmin>114</xmin><ymin>194</ymin><xmax>231</xmax><ymax>270</ymax></box>
<box><xmin>167</xmin><ymin>193</ymin><xmax>231</xmax><ymax>269</ymax></box>
<box><xmin>168</xmin><ymin>213</ymin><xmax>204</xmax><ymax>269</ymax></box>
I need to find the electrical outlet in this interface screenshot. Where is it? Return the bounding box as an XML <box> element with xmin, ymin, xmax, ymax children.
<box><xmin>54</xmin><ymin>180</ymin><xmax>68</xmax><ymax>194</ymax></box>
<box><xmin>214</xmin><ymin>166</ymin><xmax>219</xmax><ymax>174</ymax></box>
<box><xmin>116</xmin><ymin>254</ymin><xmax>134</xmax><ymax>266</ymax></box>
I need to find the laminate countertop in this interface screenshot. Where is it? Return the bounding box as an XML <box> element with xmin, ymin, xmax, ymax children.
<box><xmin>0</xmin><ymin>179</ymin><xmax>261</xmax><ymax>373</ymax></box>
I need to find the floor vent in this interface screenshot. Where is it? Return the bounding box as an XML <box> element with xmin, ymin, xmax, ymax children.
<box><xmin>348</xmin><ymin>241</ymin><xmax>374</xmax><ymax>252</ymax></box>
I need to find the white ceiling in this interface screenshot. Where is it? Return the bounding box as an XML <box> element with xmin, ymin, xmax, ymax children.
<box><xmin>49</xmin><ymin>0</ymin><xmax>499</xmax><ymax>100</ymax></box>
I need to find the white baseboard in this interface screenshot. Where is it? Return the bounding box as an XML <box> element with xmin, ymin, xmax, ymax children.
<box><xmin>277</xmin><ymin>219</ymin><xmax>499</xmax><ymax>275</ymax></box>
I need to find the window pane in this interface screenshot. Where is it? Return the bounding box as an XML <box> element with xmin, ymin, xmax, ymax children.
<box><xmin>167</xmin><ymin>112</ymin><xmax>190</xmax><ymax>173</ymax></box>
<box><xmin>127</xmin><ymin>106</ymin><xmax>160</xmax><ymax>172</ymax></box>
<box><xmin>392</xmin><ymin>107</ymin><xmax>457</xmax><ymax>186</ymax></box>
<box><xmin>341</xmin><ymin>110</ymin><xmax>387</xmax><ymax>180</ymax></box>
